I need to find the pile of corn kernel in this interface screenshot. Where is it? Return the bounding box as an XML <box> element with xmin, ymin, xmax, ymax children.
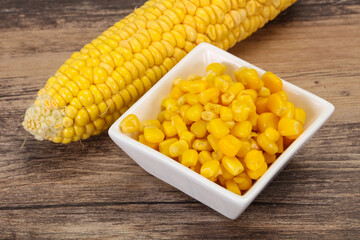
<box><xmin>120</xmin><ymin>63</ymin><xmax>306</xmax><ymax>196</ymax></box>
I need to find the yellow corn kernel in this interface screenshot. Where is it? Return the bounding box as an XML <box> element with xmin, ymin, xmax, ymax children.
<box><xmin>228</xmin><ymin>82</ymin><xmax>245</xmax><ymax>95</ymax></box>
<box><xmin>212</xmin><ymin>150</ymin><xmax>224</xmax><ymax>161</ymax></box>
<box><xmin>231</xmin><ymin>121</ymin><xmax>252</xmax><ymax>138</ymax></box>
<box><xmin>170</xmin><ymin>86</ymin><xmax>185</xmax><ymax>99</ymax></box>
<box><xmin>234</xmin><ymin>67</ymin><xmax>262</xmax><ymax>90</ymax></box>
<box><xmin>169</xmin><ymin>140</ymin><xmax>189</xmax><ymax>157</ymax></box>
<box><xmin>225</xmin><ymin>180</ymin><xmax>241</xmax><ymax>195</ymax></box>
<box><xmin>70</xmin><ymin>97</ymin><xmax>82</xmax><ymax>110</ymax></box>
<box><xmin>224</xmin><ymin>121</ymin><xmax>235</xmax><ymax>129</ymax></box>
<box><xmin>120</xmin><ymin>114</ymin><xmax>140</xmax><ymax>133</ymax></box>
<box><xmin>162</xmin><ymin>97</ymin><xmax>179</xmax><ymax>112</ymax></box>
<box><xmin>181</xmin><ymin>149</ymin><xmax>199</xmax><ymax>167</ymax></box>
<box><xmin>201</xmin><ymin>110</ymin><xmax>218</xmax><ymax>121</ymax></box>
<box><xmin>258</xmin><ymin>86</ymin><xmax>271</xmax><ymax>98</ymax></box>
<box><xmin>86</xmin><ymin>104</ymin><xmax>99</xmax><ymax>121</ymax></box>
<box><xmin>261</xmin><ymin>71</ymin><xmax>283</xmax><ymax>93</ymax></box>
<box><xmin>267</xmin><ymin>92</ymin><xmax>288</xmax><ymax>117</ymax></box>
<box><xmin>190</xmin><ymin>120</ymin><xmax>207</xmax><ymax>138</ymax></box>
<box><xmin>206</xmin><ymin>134</ymin><xmax>218</xmax><ymax>151</ymax></box>
<box><xmin>278</xmin><ymin>118</ymin><xmax>303</xmax><ymax>137</ymax></box>
<box><xmin>77</xmin><ymin>89</ymin><xmax>94</xmax><ymax>107</ymax></box>
<box><xmin>157</xmin><ymin>111</ymin><xmax>166</xmax><ymax>122</ymax></box>
<box><xmin>188</xmin><ymin>80</ymin><xmax>208</xmax><ymax>94</ymax></box>
<box><xmin>246</xmin><ymin>161</ymin><xmax>267</xmax><ymax>180</ymax></box>
<box><xmin>140</xmin><ymin>119</ymin><xmax>161</xmax><ymax>132</ymax></box>
<box><xmin>283</xmin><ymin>101</ymin><xmax>295</xmax><ymax>119</ymax></box>
<box><xmin>192</xmin><ymin>139</ymin><xmax>212</xmax><ymax>151</ymax></box>
<box><xmin>62</xmin><ymin>126</ymin><xmax>74</xmax><ymax>139</ymax></box>
<box><xmin>264</xmin><ymin>152</ymin><xmax>276</xmax><ymax>164</ymax></box>
<box><xmin>199</xmin><ymin>88</ymin><xmax>220</xmax><ymax>105</ymax></box>
<box><xmin>93</xmin><ymin>118</ymin><xmax>105</xmax><ymax>131</ymax></box>
<box><xmin>276</xmin><ymin>135</ymin><xmax>284</xmax><ymax>153</ymax></box>
<box><xmin>276</xmin><ymin>90</ymin><xmax>288</xmax><ymax>101</ymax></box>
<box><xmin>58</xmin><ymin>87</ymin><xmax>73</xmax><ymax>103</ymax></box>
<box><xmin>204</xmin><ymin>103</ymin><xmax>222</xmax><ymax>114</ymax></box>
<box><xmin>206</xmin><ymin>63</ymin><xmax>226</xmax><ymax>80</ymax></box>
<box><xmin>62</xmin><ymin>116</ymin><xmax>74</xmax><ymax>128</ymax></box>
<box><xmin>231</xmin><ymin>102</ymin><xmax>250</xmax><ymax>122</ymax></box>
<box><xmin>207</xmin><ymin>118</ymin><xmax>230</xmax><ymax>139</ymax></box>
<box><xmin>257</xmin><ymin>132</ymin><xmax>278</xmax><ymax>155</ymax></box>
<box><xmin>187</xmin><ymin>74</ymin><xmax>201</xmax><ymax>83</ymax></box>
<box><xmin>171</xmin><ymin>115</ymin><xmax>188</xmax><ymax>134</ymax></box>
<box><xmin>257</xmin><ymin>112</ymin><xmax>279</xmax><ymax>132</ymax></box>
<box><xmin>75</xmin><ymin>108</ymin><xmax>90</xmax><ymax>126</ymax></box>
<box><xmin>222</xmin><ymin>156</ymin><xmax>244</xmax><ymax>176</ymax></box>
<box><xmin>73</xmin><ymin>124</ymin><xmax>85</xmax><ymax>137</ymax></box>
<box><xmin>173</xmin><ymin>77</ymin><xmax>185</xmax><ymax>87</ymax></box>
<box><xmin>255</xmin><ymin>97</ymin><xmax>269</xmax><ymax>114</ymax></box>
<box><xmin>186</xmin><ymin>93</ymin><xmax>200</xmax><ymax>105</ymax></box>
<box><xmin>177</xmin><ymin>94</ymin><xmax>187</xmax><ymax>107</ymax></box>
<box><xmin>250</xmin><ymin>137</ymin><xmax>260</xmax><ymax>150</ymax></box>
<box><xmin>235</xmin><ymin>95</ymin><xmax>256</xmax><ymax>112</ymax></box>
<box><xmin>179</xmin><ymin>130</ymin><xmax>195</xmax><ymax>146</ymax></box>
<box><xmin>240</xmin><ymin>89</ymin><xmax>258</xmax><ymax>102</ymax></box>
<box><xmin>187</xmin><ymin>74</ymin><xmax>201</xmax><ymax>81</ymax></box>
<box><xmin>233</xmin><ymin>172</ymin><xmax>252</xmax><ymax>190</ymax></box>
<box><xmin>200</xmin><ymin>160</ymin><xmax>220</xmax><ymax>178</ymax></box>
<box><xmin>214</xmin><ymin>76</ymin><xmax>230</xmax><ymax>92</ymax></box>
<box><xmin>218</xmin><ymin>165</ymin><xmax>233</xmax><ymax>180</ymax></box>
<box><xmin>179</xmin><ymin>80</ymin><xmax>190</xmax><ymax>92</ymax></box>
<box><xmin>144</xmin><ymin>126</ymin><xmax>165</xmax><ymax>143</ymax></box>
<box><xmin>85</xmin><ymin>122</ymin><xmax>96</xmax><ymax>135</ymax></box>
<box><xmin>221</xmin><ymin>91</ymin><xmax>235</xmax><ymax>105</ymax></box>
<box><xmin>139</xmin><ymin>134</ymin><xmax>158</xmax><ymax>150</ymax></box>
<box><xmin>141</xmin><ymin>76</ymin><xmax>152</xmax><ymax>91</ymax></box>
<box><xmin>264</xmin><ymin>127</ymin><xmax>280</xmax><ymax>142</ymax></box>
<box><xmin>244</xmin><ymin>149</ymin><xmax>265</xmax><ymax>171</ymax></box>
<box><xmin>220</xmin><ymin>106</ymin><xmax>233</xmax><ymax>121</ymax></box>
<box><xmin>162</xmin><ymin>120</ymin><xmax>177</xmax><ymax>137</ymax></box>
<box><xmin>185</xmin><ymin>104</ymin><xmax>203</xmax><ymax>122</ymax></box>
<box><xmin>198</xmin><ymin>150</ymin><xmax>212</xmax><ymax>164</ymax></box>
<box><xmin>235</xmin><ymin>140</ymin><xmax>251</xmax><ymax>158</ymax></box>
<box><xmin>294</xmin><ymin>107</ymin><xmax>306</xmax><ymax>125</ymax></box>
<box><xmin>218</xmin><ymin>135</ymin><xmax>241</xmax><ymax>157</ymax></box>
<box><xmin>159</xmin><ymin>138</ymin><xmax>178</xmax><ymax>157</ymax></box>
<box><xmin>179</xmin><ymin>104</ymin><xmax>191</xmax><ymax>119</ymax></box>
<box><xmin>164</xmin><ymin>110</ymin><xmax>178</xmax><ymax>121</ymax></box>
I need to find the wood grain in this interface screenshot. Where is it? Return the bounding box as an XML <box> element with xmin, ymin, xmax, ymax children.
<box><xmin>0</xmin><ymin>0</ymin><xmax>359</xmax><ymax>239</ymax></box>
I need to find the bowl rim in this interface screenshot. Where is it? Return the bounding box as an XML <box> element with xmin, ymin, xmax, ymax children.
<box><xmin>109</xmin><ymin>43</ymin><xmax>335</xmax><ymax>203</ymax></box>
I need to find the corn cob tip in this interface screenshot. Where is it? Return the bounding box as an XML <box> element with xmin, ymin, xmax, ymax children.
<box><xmin>23</xmin><ymin>91</ymin><xmax>65</xmax><ymax>141</ymax></box>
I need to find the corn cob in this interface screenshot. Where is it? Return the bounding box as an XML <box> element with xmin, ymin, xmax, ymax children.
<box><xmin>23</xmin><ymin>0</ymin><xmax>297</xmax><ymax>144</ymax></box>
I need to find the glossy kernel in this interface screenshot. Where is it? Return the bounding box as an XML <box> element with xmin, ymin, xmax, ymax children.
<box><xmin>144</xmin><ymin>126</ymin><xmax>165</xmax><ymax>143</ymax></box>
<box><xmin>120</xmin><ymin>114</ymin><xmax>140</xmax><ymax>133</ymax></box>
<box><xmin>181</xmin><ymin>149</ymin><xmax>199</xmax><ymax>167</ymax></box>
<box><xmin>218</xmin><ymin>135</ymin><xmax>241</xmax><ymax>157</ymax></box>
<box><xmin>200</xmin><ymin>160</ymin><xmax>220</xmax><ymax>178</ymax></box>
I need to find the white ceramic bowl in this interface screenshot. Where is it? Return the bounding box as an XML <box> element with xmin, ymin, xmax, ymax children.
<box><xmin>108</xmin><ymin>43</ymin><xmax>334</xmax><ymax>219</ymax></box>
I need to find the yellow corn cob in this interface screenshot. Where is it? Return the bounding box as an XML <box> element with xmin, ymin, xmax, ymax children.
<box><xmin>23</xmin><ymin>0</ymin><xmax>297</xmax><ymax>143</ymax></box>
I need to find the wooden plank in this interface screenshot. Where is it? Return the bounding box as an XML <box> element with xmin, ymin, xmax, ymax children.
<box><xmin>0</xmin><ymin>0</ymin><xmax>359</xmax><ymax>239</ymax></box>
<box><xmin>1</xmin><ymin>203</ymin><xmax>359</xmax><ymax>239</ymax></box>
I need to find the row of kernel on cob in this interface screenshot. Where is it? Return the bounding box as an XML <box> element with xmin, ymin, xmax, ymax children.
<box><xmin>120</xmin><ymin>63</ymin><xmax>306</xmax><ymax>195</ymax></box>
<box><xmin>23</xmin><ymin>0</ymin><xmax>297</xmax><ymax>143</ymax></box>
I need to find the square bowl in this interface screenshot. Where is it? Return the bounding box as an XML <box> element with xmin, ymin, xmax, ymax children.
<box><xmin>108</xmin><ymin>43</ymin><xmax>334</xmax><ymax>219</ymax></box>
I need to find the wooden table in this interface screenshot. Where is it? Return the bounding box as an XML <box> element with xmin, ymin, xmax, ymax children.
<box><xmin>1</xmin><ymin>0</ymin><xmax>359</xmax><ymax>239</ymax></box>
